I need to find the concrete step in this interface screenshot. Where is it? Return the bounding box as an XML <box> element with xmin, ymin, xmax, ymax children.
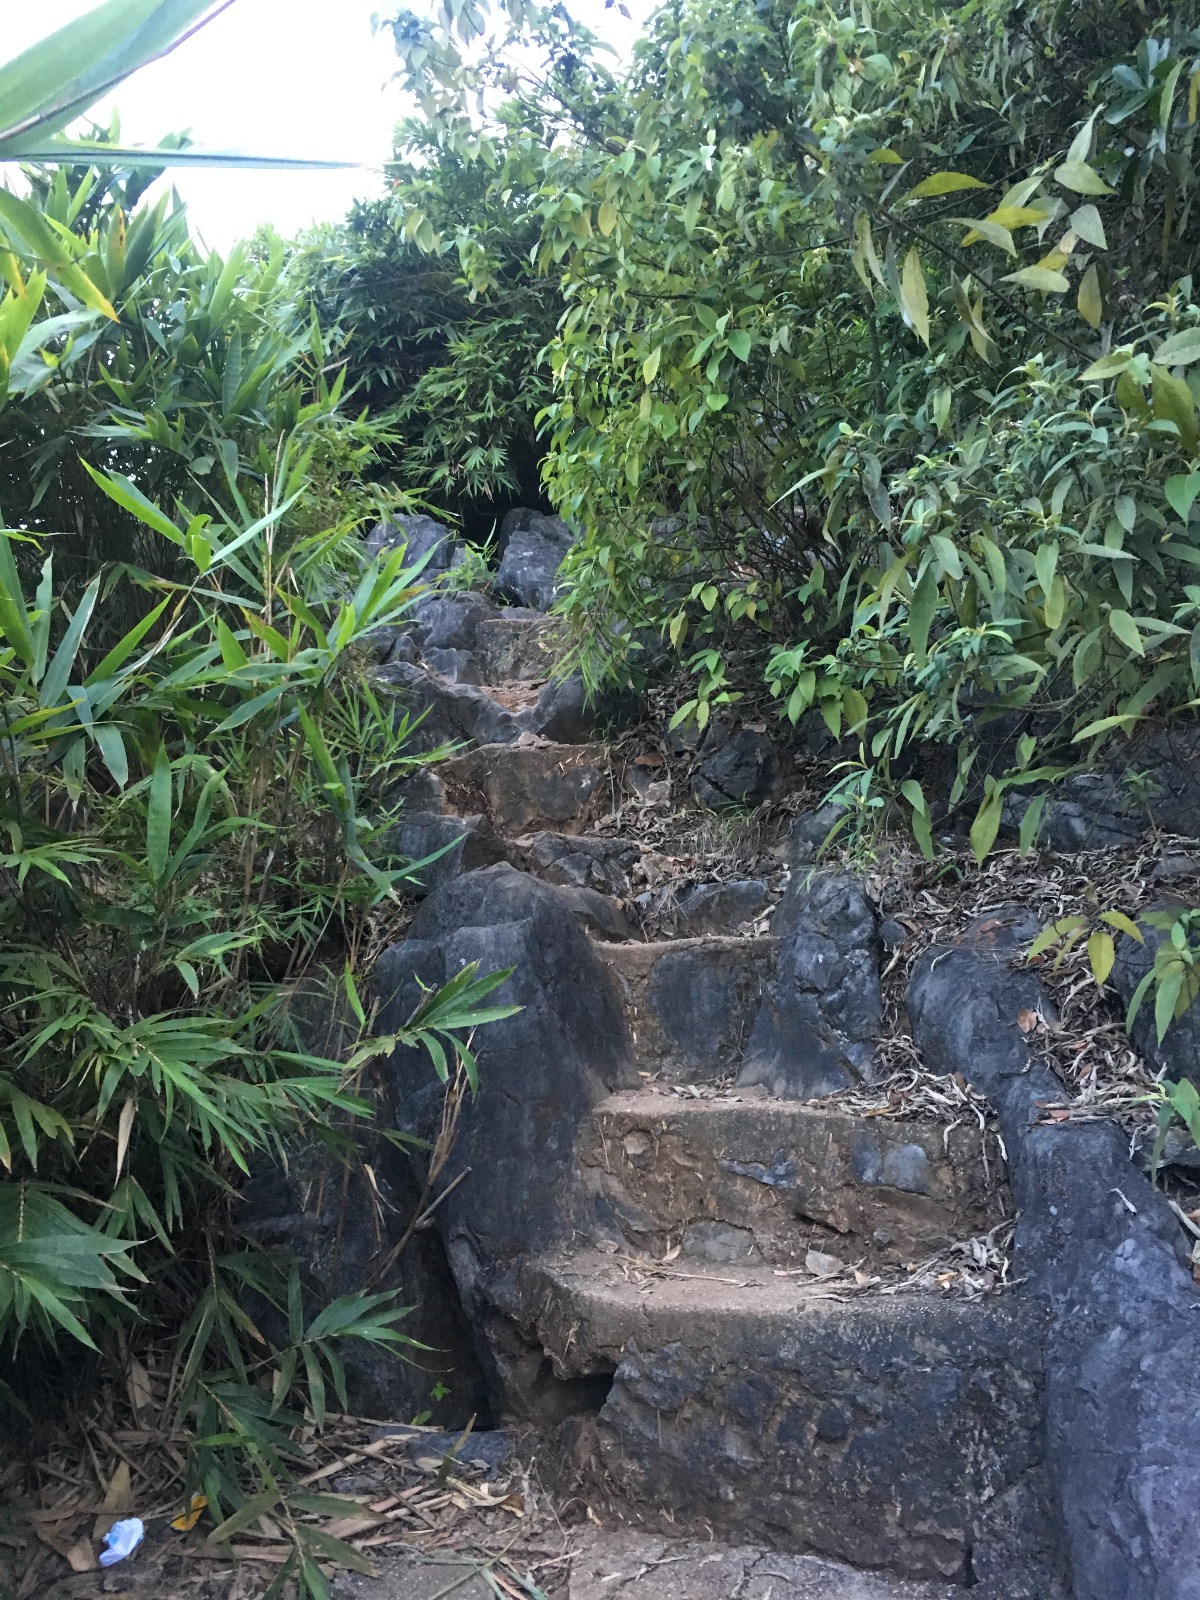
<box><xmin>438</xmin><ymin>741</ymin><xmax>615</xmax><ymax>835</ymax></box>
<box><xmin>582</xmin><ymin>1089</ymin><xmax>1008</xmax><ymax>1269</ymax></box>
<box><xmin>595</xmin><ymin>936</ymin><xmax>776</xmax><ymax>1080</ymax></box>
<box><xmin>519</xmin><ymin>1250</ymin><xmax>1048</xmax><ymax>1586</ymax></box>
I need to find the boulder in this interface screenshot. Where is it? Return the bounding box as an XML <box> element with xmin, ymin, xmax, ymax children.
<box><xmin>495</xmin><ymin>512</ymin><xmax>575</xmax><ymax>611</ymax></box>
<box><xmin>374</xmin><ymin>866</ymin><xmax>638</xmax><ymax>1311</ymax></box>
<box><xmin>789</xmin><ymin>803</ymin><xmax>850</xmax><ymax>863</ymax></box>
<box><xmin>640</xmin><ymin>940</ymin><xmax>774</xmax><ymax>1080</ymax></box>
<box><xmin>374</xmin><ymin>660</ymin><xmax>521</xmax><ymax>752</ymax></box>
<box><xmin>422</xmin><ymin>647</ymin><xmax>483</xmax><ymax>685</ymax></box>
<box><xmin>238</xmin><ymin>977</ymin><xmax>488</xmax><ymax>1428</ymax></box>
<box><xmin>738</xmin><ymin>872</ymin><xmax>882</xmax><ymax>1097</ymax></box>
<box><xmin>522</xmin><ymin>832</ymin><xmax>639</xmax><ymax>897</ymax></box>
<box><xmin>1110</xmin><ymin>903</ymin><xmax>1200</xmax><ymax>1091</ymax></box>
<box><xmin>907</xmin><ymin>918</ymin><xmax>1200</xmax><ymax>1600</ymax></box>
<box><xmin>367</xmin><ymin>512</ymin><xmax>459</xmax><ymax>576</ymax></box>
<box><xmin>670</xmin><ymin>879</ymin><xmax>771</xmax><ymax>935</ymax></box>
<box><xmin>692</xmin><ymin>728</ymin><xmax>781</xmax><ymax>810</ymax></box>
<box><xmin>386</xmin><ymin>811</ymin><xmax>510</xmax><ymax>899</ymax></box>
<box><xmin>520</xmin><ymin>673</ymin><xmax>640</xmax><ymax>744</ymax></box>
<box><xmin>439</xmin><ymin>743</ymin><xmax>608</xmax><ymax>835</ymax></box>
<box><xmin>415</xmin><ymin>594</ymin><xmax>497</xmax><ymax>654</ymax></box>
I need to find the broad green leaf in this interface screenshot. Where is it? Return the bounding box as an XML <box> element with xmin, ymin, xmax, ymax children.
<box><xmin>1077</xmin><ymin>263</ymin><xmax>1102</xmax><ymax>329</ymax></box>
<box><xmin>904</xmin><ymin>171</ymin><xmax>987</xmax><ymax>199</ymax></box>
<box><xmin>1070</xmin><ymin>204</ymin><xmax>1107</xmax><ymax>249</ymax></box>
<box><xmin>969</xmin><ymin>789</ymin><xmax>1004</xmax><ymax>865</ymax></box>
<box><xmin>1099</xmin><ymin>910</ymin><xmax>1143</xmax><ymax>943</ymax></box>
<box><xmin>1087</xmin><ymin>930</ymin><xmax>1115</xmax><ymax>986</ymax></box>
<box><xmin>1165</xmin><ymin>472</ymin><xmax>1200</xmax><ymax>520</ymax></box>
<box><xmin>726</xmin><ymin>329</ymin><xmax>751</xmax><ymax>362</ymax></box>
<box><xmin>953</xmin><ymin>216</ymin><xmax>1017</xmax><ymax>255</ymax></box>
<box><xmin>0</xmin><ymin>1</ymin><xmax>238</xmax><ymax>157</ymax></box>
<box><xmin>1154</xmin><ymin>327</ymin><xmax>1200</xmax><ymax>367</ymax></box>
<box><xmin>899</xmin><ymin>248</ymin><xmax>930</xmax><ymax>346</ymax></box>
<box><xmin>1054</xmin><ymin>161</ymin><xmax>1115</xmax><ymax>195</ymax></box>
<box><xmin>1081</xmin><ymin>348</ymin><xmax>1136</xmax><ymax>379</ymax></box>
<box><xmin>1151</xmin><ymin>364</ymin><xmax>1198</xmax><ymax>452</ymax></box>
<box><xmin>642</xmin><ymin>346</ymin><xmax>661</xmax><ymax>383</ymax></box>
<box><xmin>597</xmin><ymin>199</ymin><xmax>618</xmax><ymax>236</ymax></box>
<box><xmin>1107</xmin><ymin>609</ymin><xmax>1144</xmax><ymax>655</ymax></box>
<box><xmin>1003</xmin><ymin>265</ymin><xmax>1069</xmax><ymax>293</ymax></box>
<box><xmin>906</xmin><ymin>565</ymin><xmax>938</xmax><ymax>664</ymax></box>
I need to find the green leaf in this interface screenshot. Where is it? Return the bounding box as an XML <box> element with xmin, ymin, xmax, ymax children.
<box><xmin>1099</xmin><ymin>910</ymin><xmax>1143</xmax><ymax>943</ymax></box>
<box><xmin>1088</xmin><ymin>930</ymin><xmax>1115</xmax><ymax>986</ymax></box>
<box><xmin>146</xmin><ymin>742</ymin><xmax>172</xmax><ymax>883</ymax></box>
<box><xmin>81</xmin><ymin>462</ymin><xmax>183</xmax><ymax>545</ymax></box>
<box><xmin>726</xmin><ymin>329</ymin><xmax>751</xmax><ymax>362</ymax></box>
<box><xmin>642</xmin><ymin>346</ymin><xmax>661</xmax><ymax>383</ymax></box>
<box><xmin>1077</xmin><ymin>263</ymin><xmax>1102</xmax><ymax>329</ymax></box>
<box><xmin>899</xmin><ymin>248</ymin><xmax>930</xmax><ymax>346</ymax></box>
<box><xmin>969</xmin><ymin>789</ymin><xmax>1004</xmax><ymax>865</ymax></box>
<box><xmin>1054</xmin><ymin>161</ymin><xmax>1115</xmax><ymax>196</ymax></box>
<box><xmin>1154</xmin><ymin>328</ymin><xmax>1200</xmax><ymax>367</ymax></box>
<box><xmin>1165</xmin><ymin>472</ymin><xmax>1200</xmax><ymax>521</ymax></box>
<box><xmin>1108</xmin><ymin>609</ymin><xmax>1144</xmax><ymax>655</ymax></box>
<box><xmin>906</xmin><ymin>565</ymin><xmax>938</xmax><ymax>665</ymax></box>
<box><xmin>1002</xmin><ymin>266</ymin><xmax>1070</xmax><ymax>294</ymax></box>
<box><xmin>904</xmin><ymin>171</ymin><xmax>988</xmax><ymax>199</ymax></box>
<box><xmin>1070</xmin><ymin>205</ymin><xmax>1107</xmax><ymax>249</ymax></box>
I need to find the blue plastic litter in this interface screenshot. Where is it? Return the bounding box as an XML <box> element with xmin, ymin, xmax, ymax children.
<box><xmin>99</xmin><ymin>1518</ymin><xmax>144</xmax><ymax>1567</ymax></box>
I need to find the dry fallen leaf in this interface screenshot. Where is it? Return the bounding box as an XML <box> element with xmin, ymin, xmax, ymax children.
<box><xmin>94</xmin><ymin>1461</ymin><xmax>134</xmax><ymax>1540</ymax></box>
<box><xmin>1017</xmin><ymin>1008</ymin><xmax>1040</xmax><ymax>1034</ymax></box>
<box><xmin>126</xmin><ymin>1358</ymin><xmax>153</xmax><ymax>1420</ymax></box>
<box><xmin>661</xmin><ymin>1244</ymin><xmax>681</xmax><ymax>1264</ymax></box>
<box><xmin>65</xmin><ymin>1539</ymin><xmax>97</xmax><ymax>1574</ymax></box>
<box><xmin>171</xmin><ymin>1494</ymin><xmax>207</xmax><ymax>1533</ymax></box>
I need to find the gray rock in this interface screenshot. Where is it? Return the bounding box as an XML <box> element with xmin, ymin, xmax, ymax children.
<box><xmin>374</xmin><ymin>660</ymin><xmax>521</xmax><ymax>751</ymax></box>
<box><xmin>415</xmin><ymin>593</ymin><xmax>497</xmax><ymax>653</ymax></box>
<box><xmin>672</xmin><ymin>879</ymin><xmax>770</xmax><ymax>935</ymax></box>
<box><xmin>238</xmin><ymin>977</ymin><xmax>487</xmax><ymax>1429</ymax></box>
<box><xmin>495</xmin><ymin>512</ymin><xmax>575</xmax><ymax>611</ymax></box>
<box><xmin>738</xmin><ymin>873</ymin><xmax>882</xmax><ymax>1098</ymax></box>
<box><xmin>647</xmin><ymin>942</ymin><xmax>771</xmax><ymax>1080</ymax></box>
<box><xmin>375</xmin><ymin>866</ymin><xmax>638</xmax><ymax>1311</ymax></box>
<box><xmin>368</xmin><ymin>1425</ymin><xmax>513</xmax><ymax>1475</ymax></box>
<box><xmin>367</xmin><ymin>512</ymin><xmax>458</xmax><ymax>575</ymax></box>
<box><xmin>789</xmin><ymin>804</ymin><xmax>850</xmax><ymax>863</ymax></box>
<box><xmin>681</xmin><ymin>1221</ymin><xmax>762</xmax><ymax>1263</ymax></box>
<box><xmin>907</xmin><ymin>925</ymin><xmax>1200</xmax><ymax>1600</ymax></box>
<box><xmin>693</xmin><ymin>729</ymin><xmax>781</xmax><ymax>810</ymax></box>
<box><xmin>523</xmin><ymin>832</ymin><xmax>639</xmax><ymax>897</ymax></box>
<box><xmin>1110</xmin><ymin>903</ymin><xmax>1200</xmax><ymax>1090</ymax></box>
<box><xmin>422</xmin><ymin>646</ymin><xmax>483</xmax><ymax>685</ymax></box>
<box><xmin>386</xmin><ymin>812</ymin><xmax>510</xmax><ymax>899</ymax></box>
<box><xmin>368</xmin><ymin>625</ymin><xmax>420</xmax><ymax>667</ymax></box>
<box><xmin>519</xmin><ymin>672</ymin><xmax>640</xmax><ymax>744</ymax></box>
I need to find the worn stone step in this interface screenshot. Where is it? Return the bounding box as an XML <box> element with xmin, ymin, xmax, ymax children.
<box><xmin>582</xmin><ymin>1090</ymin><xmax>1008</xmax><ymax>1269</ymax></box>
<box><xmin>438</xmin><ymin>741</ymin><xmax>615</xmax><ymax>835</ymax></box>
<box><xmin>595</xmin><ymin>936</ymin><xmax>776</xmax><ymax>1080</ymax></box>
<box><xmin>518</xmin><ymin>1250</ymin><xmax>1048</xmax><ymax>1587</ymax></box>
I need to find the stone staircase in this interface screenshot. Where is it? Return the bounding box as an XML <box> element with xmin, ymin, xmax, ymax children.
<box><xmin>370</xmin><ymin>605</ymin><xmax>1064</xmax><ymax>1597</ymax></box>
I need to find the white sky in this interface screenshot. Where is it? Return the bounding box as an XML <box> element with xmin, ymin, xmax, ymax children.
<box><xmin>6</xmin><ymin>0</ymin><xmax>646</xmax><ymax>250</ymax></box>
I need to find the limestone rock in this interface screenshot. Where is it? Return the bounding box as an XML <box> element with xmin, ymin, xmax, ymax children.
<box><xmin>738</xmin><ymin>872</ymin><xmax>882</xmax><ymax>1097</ymax></box>
<box><xmin>496</xmin><ymin>511</ymin><xmax>575</xmax><ymax>611</ymax></box>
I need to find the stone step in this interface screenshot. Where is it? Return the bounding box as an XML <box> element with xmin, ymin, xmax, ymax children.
<box><xmin>582</xmin><ymin>1089</ymin><xmax>1008</xmax><ymax>1269</ymax></box>
<box><xmin>595</xmin><ymin>936</ymin><xmax>776</xmax><ymax>1080</ymax></box>
<box><xmin>438</xmin><ymin>741</ymin><xmax>615</xmax><ymax>835</ymax></box>
<box><xmin>518</xmin><ymin>1250</ymin><xmax>1047</xmax><ymax>1586</ymax></box>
